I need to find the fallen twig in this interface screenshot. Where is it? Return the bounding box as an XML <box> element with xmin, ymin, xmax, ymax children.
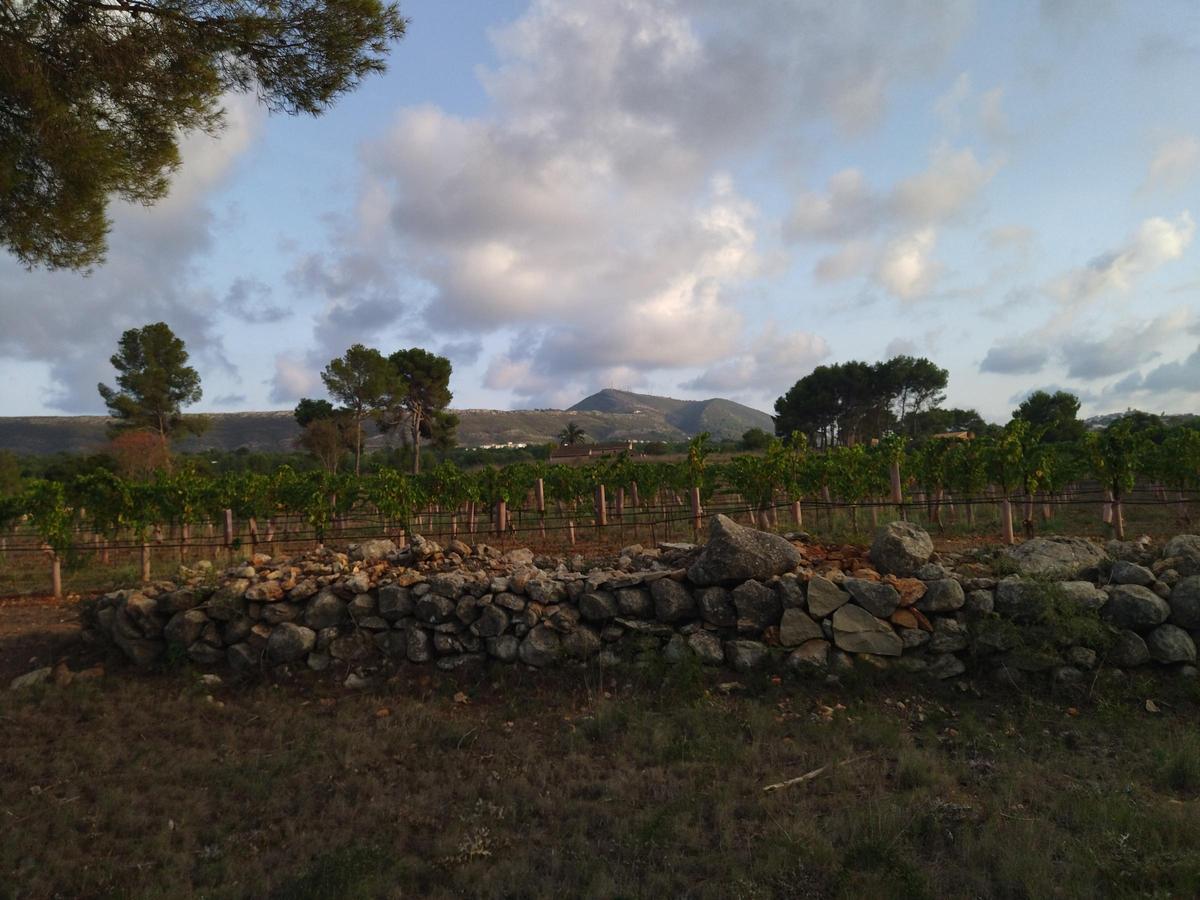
<box><xmin>762</xmin><ymin>753</ymin><xmax>874</xmax><ymax>793</ymax></box>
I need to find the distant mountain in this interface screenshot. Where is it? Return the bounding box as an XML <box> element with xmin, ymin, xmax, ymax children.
<box><xmin>569</xmin><ymin>389</ymin><xmax>774</xmax><ymax>439</ymax></box>
<box><xmin>0</xmin><ymin>390</ymin><xmax>775</xmax><ymax>456</ymax></box>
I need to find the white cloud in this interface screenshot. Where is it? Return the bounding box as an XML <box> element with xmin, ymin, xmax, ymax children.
<box><xmin>875</xmin><ymin>229</ymin><xmax>941</xmax><ymax>300</ymax></box>
<box><xmin>786</xmin><ymin>145</ymin><xmax>999</xmax><ymax>242</ymax></box>
<box><xmin>282</xmin><ymin>0</ymin><xmax>971</xmax><ymax>404</ymax></box>
<box><xmin>1045</xmin><ymin>212</ymin><xmax>1195</xmax><ymax>308</ymax></box>
<box><xmin>269</xmin><ymin>354</ymin><xmax>322</xmax><ymax>404</ymax></box>
<box><xmin>1143</xmin><ymin>136</ymin><xmax>1200</xmax><ymax>193</ymax></box>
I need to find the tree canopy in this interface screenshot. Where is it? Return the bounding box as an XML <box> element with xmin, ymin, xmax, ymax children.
<box><xmin>773</xmin><ymin>355</ymin><xmax>950</xmax><ymax>446</ymax></box>
<box><xmin>321</xmin><ymin>344</ymin><xmax>390</xmax><ymax>475</ymax></box>
<box><xmin>377</xmin><ymin>348</ymin><xmax>455</xmax><ymax>474</ymax></box>
<box><xmin>558</xmin><ymin>422</ymin><xmax>587</xmax><ymax>446</ymax></box>
<box><xmin>97</xmin><ymin>322</ymin><xmax>206</xmax><ymax>453</ymax></box>
<box><xmin>1012</xmin><ymin>390</ymin><xmax>1085</xmax><ymax>444</ymax></box>
<box><xmin>1</xmin><ymin>0</ymin><xmax>406</xmax><ymax>269</ymax></box>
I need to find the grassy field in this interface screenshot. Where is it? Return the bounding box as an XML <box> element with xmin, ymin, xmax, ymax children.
<box><xmin>3</xmin><ymin>656</ymin><xmax>1199</xmax><ymax>899</ymax></box>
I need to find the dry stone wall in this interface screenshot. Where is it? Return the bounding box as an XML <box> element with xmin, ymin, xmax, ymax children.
<box><xmin>83</xmin><ymin>516</ymin><xmax>1200</xmax><ymax>686</ymax></box>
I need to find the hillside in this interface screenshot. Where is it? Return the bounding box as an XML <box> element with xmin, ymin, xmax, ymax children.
<box><xmin>0</xmin><ymin>390</ymin><xmax>774</xmax><ymax>456</ymax></box>
<box><xmin>569</xmin><ymin>389</ymin><xmax>774</xmax><ymax>438</ymax></box>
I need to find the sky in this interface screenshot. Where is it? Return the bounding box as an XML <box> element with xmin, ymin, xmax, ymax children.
<box><xmin>2</xmin><ymin>0</ymin><xmax>1200</xmax><ymax>424</ymax></box>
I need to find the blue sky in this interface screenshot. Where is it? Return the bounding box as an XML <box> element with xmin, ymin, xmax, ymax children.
<box><xmin>2</xmin><ymin>0</ymin><xmax>1200</xmax><ymax>423</ymax></box>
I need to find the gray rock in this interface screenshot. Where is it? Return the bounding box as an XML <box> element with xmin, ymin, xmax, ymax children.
<box><xmin>1000</xmin><ymin>536</ymin><xmax>1106</xmax><ymax>579</ymax></box>
<box><xmin>579</xmin><ymin>591</ymin><xmax>619</xmax><ymax>622</ymax></box>
<box><xmin>662</xmin><ymin>633</ymin><xmax>690</xmax><ymax>664</ymax></box>
<box><xmin>686</xmin><ymin>515</ymin><xmax>803</xmax><ymax>586</ymax></box>
<box><xmin>1110</xmin><ymin>560</ymin><xmax>1155</xmax><ymax>587</ymax></box>
<box><xmin>696</xmin><ymin>586</ymin><xmax>737</xmax><ymax>627</ymax></box>
<box><xmin>259</xmin><ymin>602</ymin><xmax>300</xmax><ymax>626</ymax></box>
<box><xmin>329</xmin><ymin>633</ymin><xmax>373</xmax><ymax>662</ymax></box>
<box><xmin>786</xmin><ymin>640</ymin><xmax>831</xmax><ymax>671</ymax></box>
<box><xmin>351</xmin><ymin>538</ymin><xmax>396</xmax><ymax>561</ymax></box>
<box><xmin>615</xmin><ymin>587</ymin><xmax>653</xmax><ymax>618</ymax></box>
<box><xmin>432</xmin><ymin>633</ymin><xmax>462</xmax><ymax>655</ymax></box>
<box><xmin>454</xmin><ymin>595</ymin><xmax>480</xmax><ymax>625</ymax></box>
<box><xmin>343</xmin><ymin>571</ymin><xmax>371</xmax><ymax>595</ymax></box>
<box><xmin>775</xmin><ymin>575</ymin><xmax>806</xmax><ymax>609</ymax></box>
<box><xmin>731</xmin><ymin>580</ymin><xmax>782</xmax><ymax>632</ymax></box>
<box><xmin>806</xmin><ymin>575</ymin><xmax>849</xmax><ymax>618</ymax></box>
<box><xmin>899</xmin><ymin>628</ymin><xmax>930</xmax><ymax>650</ymax></box>
<box><xmin>526</xmin><ymin>578</ymin><xmax>567</xmax><ymax>605</ymax></box>
<box><xmin>436</xmin><ymin>653</ymin><xmax>486</xmax><ymax>673</ymax></box>
<box><xmin>10</xmin><ymin>667</ymin><xmax>52</xmax><ymax>690</ymax></box>
<box><xmin>304</xmin><ymin>590</ymin><xmax>346</xmax><ymax>630</ymax></box>
<box><xmin>917</xmin><ymin>579</ymin><xmax>965</xmax><ymax>613</ymax></box>
<box><xmin>843</xmin><ymin>578</ymin><xmax>900</xmax><ymax>618</ymax></box>
<box><xmin>928</xmin><ymin>617</ymin><xmax>969</xmax><ymax>653</ymax></box>
<box><xmin>1052</xmin><ymin>666</ymin><xmax>1083</xmax><ymax>685</ymax></box>
<box><xmin>563</xmin><ymin>626</ymin><xmax>602</xmax><ymax>660</ymax></box>
<box><xmin>546</xmin><ymin>604</ymin><xmax>581</xmax><ymax>633</ymax></box>
<box><xmin>406</xmin><ymin>628</ymin><xmax>433</xmax><ymax>663</ymax></box>
<box><xmin>724</xmin><ymin>640</ymin><xmax>769</xmax><ymax>671</ymax></box>
<box><xmin>472</xmin><ymin>604</ymin><xmax>510</xmax><ymax>638</ymax></box>
<box><xmin>869</xmin><ymin>521</ymin><xmax>934</xmax><ymax>576</ymax></box>
<box><xmin>163</xmin><ymin>609</ymin><xmax>208</xmax><ymax>647</ymax></box>
<box><xmin>267</xmin><ymin>623</ymin><xmax>316</xmax><ymax>663</ymax></box>
<box><xmin>221</xmin><ymin>615</ymin><xmax>253</xmax><ymax>645</ymax></box>
<box><xmin>186</xmin><ymin>642</ymin><xmax>224</xmax><ymax>666</ymax></box>
<box><xmin>687</xmin><ymin>630</ymin><xmax>725</xmax><ymax>665</ymax></box>
<box><xmin>1102</xmin><ymin>584</ymin><xmax>1170</xmax><ymax>631</ymax></box>
<box><xmin>158</xmin><ymin>588</ymin><xmax>201</xmax><ymax>614</ymax></box>
<box><xmin>415</xmin><ymin>594</ymin><xmax>456</xmax><ymax>624</ymax></box>
<box><xmin>494</xmin><ymin>592</ymin><xmax>526</xmax><ymax>612</ymax></box>
<box><xmin>831</xmin><ymin>605</ymin><xmax>902</xmax><ymax>657</ymax></box>
<box><xmin>915</xmin><ymin>562</ymin><xmax>948</xmax><ymax>581</ymax></box>
<box><xmin>965</xmin><ymin>589</ymin><xmax>995</xmax><ymax>615</ymax></box>
<box><xmin>486</xmin><ymin>634</ymin><xmax>520</xmax><ymax>663</ymax></box>
<box><xmin>1108</xmin><ymin>630</ymin><xmax>1150</xmax><ymax>668</ymax></box>
<box><xmin>1146</xmin><ymin>624</ymin><xmax>1197</xmax><ymax>663</ymax></box>
<box><xmin>1168</xmin><ymin>576</ymin><xmax>1200</xmax><ymax>629</ymax></box>
<box><xmin>1057</xmin><ymin>581</ymin><xmax>1108</xmax><ymax>611</ymax></box>
<box><xmin>428</xmin><ymin>572</ymin><xmax>466</xmax><ymax>599</ymax></box>
<box><xmin>1163</xmin><ymin>535</ymin><xmax>1200</xmax><ymax>576</ymax></box>
<box><xmin>779</xmin><ymin>608</ymin><xmax>823</xmax><ymax>646</ymax></box>
<box><xmin>519</xmin><ymin>625</ymin><xmax>562</xmax><ymax>667</ymax></box>
<box><xmin>927</xmin><ymin>653</ymin><xmax>966</xmax><ymax>680</ymax></box>
<box><xmin>651</xmin><ymin>578</ymin><xmax>696</xmax><ymax>623</ymax></box>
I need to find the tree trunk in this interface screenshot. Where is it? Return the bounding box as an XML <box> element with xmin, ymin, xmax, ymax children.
<box><xmin>1113</xmin><ymin>495</ymin><xmax>1126</xmax><ymax>540</ymax></box>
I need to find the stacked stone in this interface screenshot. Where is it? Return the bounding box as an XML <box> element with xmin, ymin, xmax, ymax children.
<box><xmin>84</xmin><ymin>518</ymin><xmax>1200</xmax><ymax>684</ymax></box>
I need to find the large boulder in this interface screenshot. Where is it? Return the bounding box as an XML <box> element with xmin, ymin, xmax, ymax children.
<box><xmin>1000</xmin><ymin>537</ymin><xmax>1106</xmax><ymax>579</ymax></box>
<box><xmin>731</xmin><ymin>580</ymin><xmax>782</xmax><ymax>632</ymax></box>
<box><xmin>724</xmin><ymin>640</ymin><xmax>769</xmax><ymax>671</ymax></box>
<box><xmin>1146</xmin><ymin>624</ymin><xmax>1197</xmax><ymax>664</ymax></box>
<box><xmin>1108</xmin><ymin>629</ymin><xmax>1150</xmax><ymax>668</ymax></box>
<box><xmin>806</xmin><ymin>575</ymin><xmax>849</xmax><ymax>618</ymax></box>
<box><xmin>350</xmin><ymin>539</ymin><xmax>396</xmax><ymax>561</ymax></box>
<box><xmin>1163</xmin><ymin>535</ymin><xmax>1200</xmax><ymax>576</ymax></box>
<box><xmin>869</xmin><ymin>521</ymin><xmax>934</xmax><ymax>576</ymax></box>
<box><xmin>651</xmin><ymin>579</ymin><xmax>696</xmax><ymax>623</ymax></box>
<box><xmin>779</xmin><ymin>609</ymin><xmax>823</xmax><ymax>646</ymax></box>
<box><xmin>842</xmin><ymin>579</ymin><xmax>900</xmax><ymax>618</ymax></box>
<box><xmin>1168</xmin><ymin>576</ymin><xmax>1200</xmax><ymax>630</ymax></box>
<box><xmin>267</xmin><ymin>623</ymin><xmax>316</xmax><ymax>663</ymax></box>
<box><xmin>519</xmin><ymin>625</ymin><xmax>562</xmax><ymax>667</ymax></box>
<box><xmin>696</xmin><ymin>586</ymin><xmax>737</xmax><ymax>627</ymax></box>
<box><xmin>916</xmin><ymin>579</ymin><xmax>965</xmax><ymax>613</ymax></box>
<box><xmin>1102</xmin><ymin>584</ymin><xmax>1170</xmax><ymax>631</ymax></box>
<box><xmin>686</xmin><ymin>515</ymin><xmax>803</xmax><ymax>586</ymax></box>
<box><xmin>831</xmin><ymin>605</ymin><xmax>902</xmax><ymax>656</ymax></box>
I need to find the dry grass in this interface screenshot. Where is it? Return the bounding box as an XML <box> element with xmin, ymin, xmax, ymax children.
<box><xmin>2</xmin><ymin>657</ymin><xmax>1200</xmax><ymax>899</ymax></box>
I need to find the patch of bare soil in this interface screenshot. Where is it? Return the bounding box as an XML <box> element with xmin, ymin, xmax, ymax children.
<box><xmin>0</xmin><ymin>595</ymin><xmax>102</xmax><ymax>683</ymax></box>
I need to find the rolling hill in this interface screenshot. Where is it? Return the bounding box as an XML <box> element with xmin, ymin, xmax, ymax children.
<box><xmin>0</xmin><ymin>390</ymin><xmax>775</xmax><ymax>456</ymax></box>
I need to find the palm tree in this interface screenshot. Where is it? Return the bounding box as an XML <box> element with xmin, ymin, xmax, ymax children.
<box><xmin>558</xmin><ymin>422</ymin><xmax>587</xmax><ymax>446</ymax></box>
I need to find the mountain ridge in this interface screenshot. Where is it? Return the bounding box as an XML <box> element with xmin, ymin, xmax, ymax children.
<box><xmin>0</xmin><ymin>390</ymin><xmax>775</xmax><ymax>455</ymax></box>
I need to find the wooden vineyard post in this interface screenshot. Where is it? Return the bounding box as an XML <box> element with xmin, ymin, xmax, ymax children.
<box><xmin>630</xmin><ymin>481</ymin><xmax>639</xmax><ymax>508</ymax></box>
<box><xmin>44</xmin><ymin>545</ymin><xmax>62</xmax><ymax>600</ymax></box>
<box><xmin>496</xmin><ymin>500</ymin><xmax>508</xmax><ymax>537</ymax></box>
<box><xmin>690</xmin><ymin>487</ymin><xmax>702</xmax><ymax>539</ymax></box>
<box><xmin>223</xmin><ymin>508</ymin><xmax>234</xmax><ymax>562</ymax></box>
<box><xmin>1102</xmin><ymin>490</ymin><xmax>1113</xmax><ymax>526</ymax></box>
<box><xmin>791</xmin><ymin>500</ymin><xmax>803</xmax><ymax>529</ymax></box>
<box><xmin>1113</xmin><ymin>496</ymin><xmax>1126</xmax><ymax>541</ymax></box>
<box><xmin>595</xmin><ymin>484</ymin><xmax>607</xmax><ymax>530</ymax></box>
<box><xmin>467</xmin><ymin>501</ymin><xmax>476</xmax><ymax>536</ymax></box>
<box><xmin>266</xmin><ymin>518</ymin><xmax>275</xmax><ymax>548</ymax></box>
<box><xmin>141</xmin><ymin>540</ymin><xmax>151</xmax><ymax>582</ymax></box>
<box><xmin>1000</xmin><ymin>496</ymin><xmax>1015</xmax><ymax>545</ymax></box>
<box><xmin>535</xmin><ymin>478</ymin><xmax>546</xmax><ymax>539</ymax></box>
<box><xmin>821</xmin><ymin>485</ymin><xmax>834</xmax><ymax>531</ymax></box>
<box><xmin>890</xmin><ymin>460</ymin><xmax>904</xmax><ymax>520</ymax></box>
<box><xmin>180</xmin><ymin>522</ymin><xmax>190</xmax><ymax>563</ymax></box>
<box><xmin>248</xmin><ymin>516</ymin><xmax>259</xmax><ymax>552</ymax></box>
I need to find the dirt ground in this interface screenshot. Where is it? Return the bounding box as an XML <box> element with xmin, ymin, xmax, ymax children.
<box><xmin>0</xmin><ymin>594</ymin><xmax>104</xmax><ymax>683</ymax></box>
